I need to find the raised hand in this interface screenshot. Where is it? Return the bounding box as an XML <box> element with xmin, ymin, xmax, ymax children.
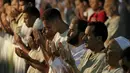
<box><xmin>58</xmin><ymin>42</ymin><xmax>67</xmax><ymax>60</ymax></box>
<box><xmin>66</xmin><ymin>44</ymin><xmax>75</xmax><ymax>66</ymax></box>
<box><xmin>32</xmin><ymin>29</ymin><xmax>40</xmax><ymax>43</ymax></box>
<box><xmin>50</xmin><ymin>41</ymin><xmax>60</xmax><ymax>57</ymax></box>
<box><xmin>15</xmin><ymin>47</ymin><xmax>30</xmax><ymax>59</ymax></box>
<box><xmin>33</xmin><ymin>29</ymin><xmax>46</xmax><ymax>47</ymax></box>
<box><xmin>58</xmin><ymin>42</ymin><xmax>75</xmax><ymax>66</ymax></box>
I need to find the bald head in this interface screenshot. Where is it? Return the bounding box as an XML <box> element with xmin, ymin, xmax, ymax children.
<box><xmin>105</xmin><ymin>39</ymin><xmax>123</xmax><ymax>66</ymax></box>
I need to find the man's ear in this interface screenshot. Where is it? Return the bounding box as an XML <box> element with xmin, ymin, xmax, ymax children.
<box><xmin>96</xmin><ymin>36</ymin><xmax>102</xmax><ymax>42</ymax></box>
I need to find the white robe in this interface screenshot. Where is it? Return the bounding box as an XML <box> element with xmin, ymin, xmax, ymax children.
<box><xmin>48</xmin><ymin>57</ymin><xmax>69</xmax><ymax>73</ymax></box>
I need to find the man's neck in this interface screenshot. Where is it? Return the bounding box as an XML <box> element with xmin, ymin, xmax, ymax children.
<box><xmin>111</xmin><ymin>14</ymin><xmax>119</xmax><ymax>19</ymax></box>
<box><xmin>93</xmin><ymin>44</ymin><xmax>104</xmax><ymax>53</ymax></box>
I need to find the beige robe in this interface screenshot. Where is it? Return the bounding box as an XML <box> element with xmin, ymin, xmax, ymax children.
<box><xmin>27</xmin><ymin>47</ymin><xmax>44</xmax><ymax>73</ymax></box>
<box><xmin>102</xmin><ymin>65</ymin><xmax>124</xmax><ymax>73</ymax></box>
<box><xmin>78</xmin><ymin>49</ymin><xmax>107</xmax><ymax>73</ymax></box>
<box><xmin>105</xmin><ymin>16</ymin><xmax>125</xmax><ymax>40</ymax></box>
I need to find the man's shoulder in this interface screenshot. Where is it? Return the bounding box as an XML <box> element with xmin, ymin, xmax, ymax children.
<box><xmin>112</xmin><ymin>16</ymin><xmax>120</xmax><ymax>22</ymax></box>
<box><xmin>81</xmin><ymin>49</ymin><xmax>92</xmax><ymax>59</ymax></box>
<box><xmin>97</xmin><ymin>52</ymin><xmax>106</xmax><ymax>60</ymax></box>
<box><xmin>53</xmin><ymin>30</ymin><xmax>68</xmax><ymax>44</ymax></box>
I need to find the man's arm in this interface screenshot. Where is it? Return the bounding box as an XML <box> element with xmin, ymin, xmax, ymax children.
<box><xmin>26</xmin><ymin>57</ymin><xmax>49</xmax><ymax>73</ymax></box>
<box><xmin>17</xmin><ymin>42</ymin><xmax>30</xmax><ymax>54</ymax></box>
<box><xmin>15</xmin><ymin>48</ymin><xmax>48</xmax><ymax>73</ymax></box>
<box><xmin>14</xmin><ymin>33</ymin><xmax>30</xmax><ymax>54</ymax></box>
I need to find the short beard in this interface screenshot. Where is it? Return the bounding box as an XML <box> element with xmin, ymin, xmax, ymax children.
<box><xmin>67</xmin><ymin>32</ymin><xmax>79</xmax><ymax>46</ymax></box>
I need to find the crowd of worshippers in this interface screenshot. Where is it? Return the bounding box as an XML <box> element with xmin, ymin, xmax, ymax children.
<box><xmin>0</xmin><ymin>0</ymin><xmax>130</xmax><ymax>73</ymax></box>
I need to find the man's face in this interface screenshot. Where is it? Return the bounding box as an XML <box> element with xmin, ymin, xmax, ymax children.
<box><xmin>104</xmin><ymin>0</ymin><xmax>112</xmax><ymax>17</ymax></box>
<box><xmin>0</xmin><ymin>12</ymin><xmax>12</xmax><ymax>33</ymax></box>
<box><xmin>82</xmin><ymin>26</ymin><xmax>98</xmax><ymax>50</ymax></box>
<box><xmin>11</xmin><ymin>6</ymin><xmax>19</xmax><ymax>18</ymax></box>
<box><xmin>67</xmin><ymin>23</ymin><xmax>79</xmax><ymax>46</ymax></box>
<box><xmin>19</xmin><ymin>1</ymin><xmax>25</xmax><ymax>12</ymax></box>
<box><xmin>11</xmin><ymin>0</ymin><xmax>19</xmax><ymax>11</ymax></box>
<box><xmin>24</xmin><ymin>13</ymin><xmax>35</xmax><ymax>27</ymax></box>
<box><xmin>105</xmin><ymin>40</ymin><xmax>122</xmax><ymax>65</ymax></box>
<box><xmin>89</xmin><ymin>0</ymin><xmax>99</xmax><ymax>11</ymax></box>
<box><xmin>5</xmin><ymin>5</ymin><xmax>11</xmax><ymax>16</ymax></box>
<box><xmin>1</xmin><ymin>12</ymin><xmax>9</xmax><ymax>29</ymax></box>
<box><xmin>75</xmin><ymin>0</ymin><xmax>80</xmax><ymax>8</ymax></box>
<box><xmin>42</xmin><ymin>20</ymin><xmax>56</xmax><ymax>39</ymax></box>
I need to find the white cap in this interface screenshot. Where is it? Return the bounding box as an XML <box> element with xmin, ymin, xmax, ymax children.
<box><xmin>33</xmin><ymin>18</ymin><xmax>43</xmax><ymax>30</ymax></box>
<box><xmin>115</xmin><ymin>36</ymin><xmax>130</xmax><ymax>50</ymax></box>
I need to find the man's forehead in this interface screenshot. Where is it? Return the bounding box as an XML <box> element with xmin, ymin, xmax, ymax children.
<box><xmin>85</xmin><ymin>26</ymin><xmax>94</xmax><ymax>34</ymax></box>
<box><xmin>107</xmin><ymin>39</ymin><xmax>122</xmax><ymax>50</ymax></box>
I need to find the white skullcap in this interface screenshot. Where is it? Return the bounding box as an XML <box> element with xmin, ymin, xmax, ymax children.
<box><xmin>115</xmin><ymin>36</ymin><xmax>130</xmax><ymax>50</ymax></box>
<box><xmin>33</xmin><ymin>18</ymin><xmax>43</xmax><ymax>30</ymax></box>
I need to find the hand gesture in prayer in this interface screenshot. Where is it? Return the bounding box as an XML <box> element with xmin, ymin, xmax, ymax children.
<box><xmin>50</xmin><ymin>41</ymin><xmax>60</xmax><ymax>57</ymax></box>
<box><xmin>33</xmin><ymin>29</ymin><xmax>46</xmax><ymax>47</ymax></box>
<box><xmin>32</xmin><ymin>29</ymin><xmax>41</xmax><ymax>43</ymax></box>
<box><xmin>58</xmin><ymin>42</ymin><xmax>67</xmax><ymax>60</ymax></box>
<box><xmin>15</xmin><ymin>47</ymin><xmax>30</xmax><ymax>60</ymax></box>
<box><xmin>58</xmin><ymin>42</ymin><xmax>75</xmax><ymax>66</ymax></box>
<box><xmin>46</xmin><ymin>41</ymin><xmax>60</xmax><ymax>59</ymax></box>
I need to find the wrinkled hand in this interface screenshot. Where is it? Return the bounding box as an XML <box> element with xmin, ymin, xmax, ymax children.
<box><xmin>15</xmin><ymin>48</ymin><xmax>30</xmax><ymax>59</ymax></box>
<box><xmin>14</xmin><ymin>33</ymin><xmax>22</xmax><ymax>44</ymax></box>
<box><xmin>46</xmin><ymin>40</ymin><xmax>59</xmax><ymax>57</ymax></box>
<box><xmin>50</xmin><ymin>41</ymin><xmax>60</xmax><ymax>57</ymax></box>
